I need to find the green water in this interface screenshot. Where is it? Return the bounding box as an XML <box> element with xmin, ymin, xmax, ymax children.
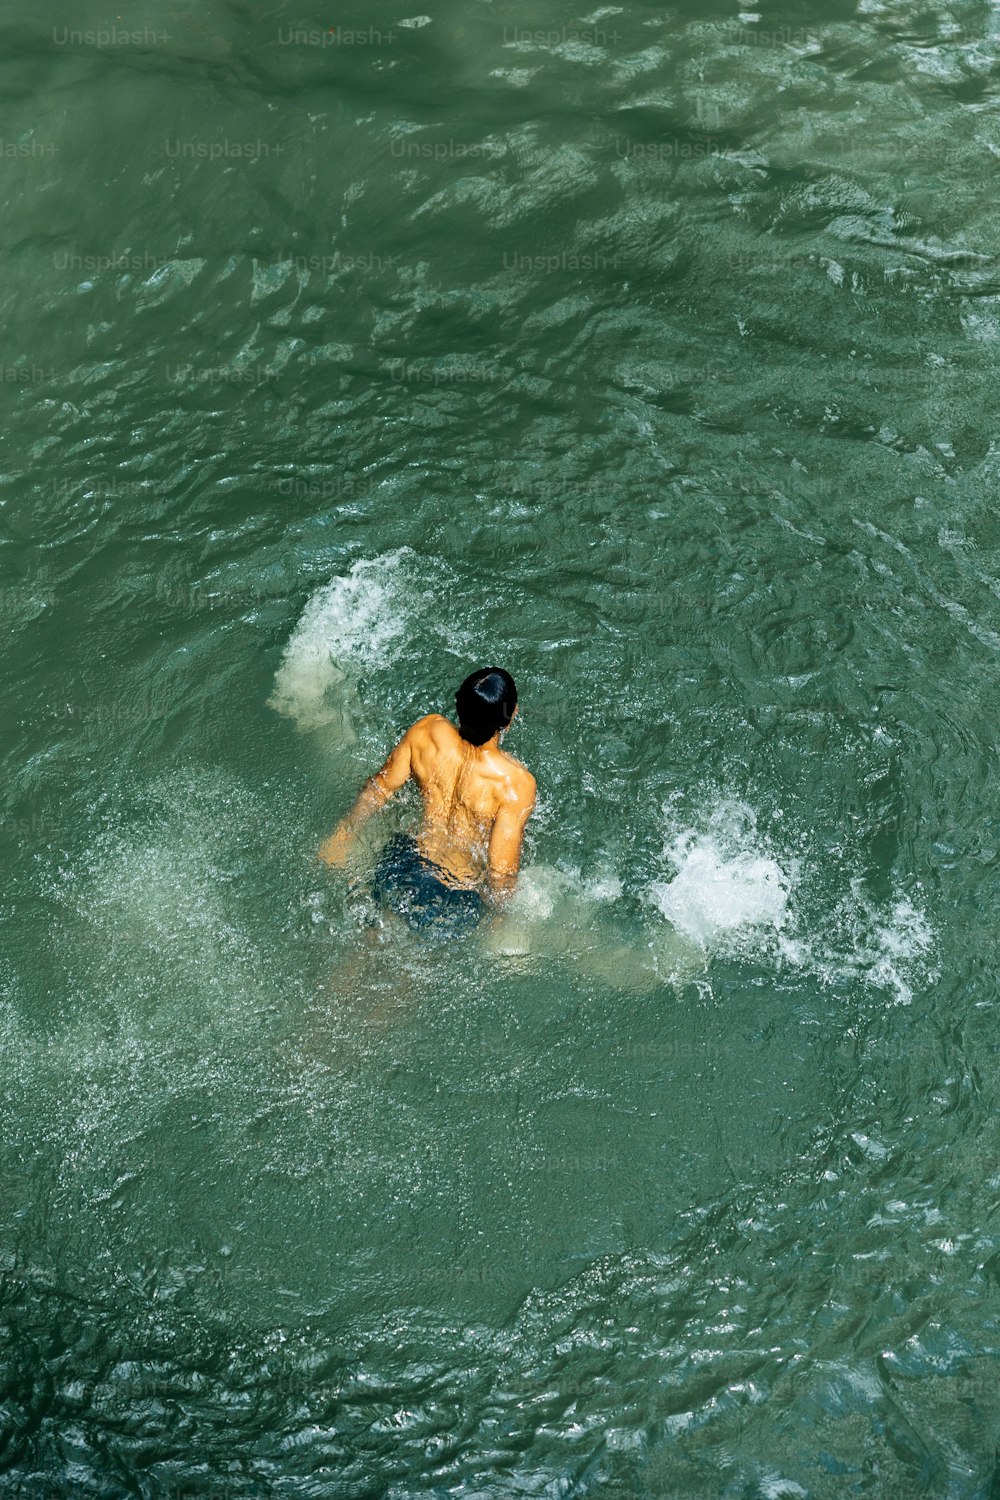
<box><xmin>3</xmin><ymin>0</ymin><xmax>1000</xmax><ymax>1495</ymax></box>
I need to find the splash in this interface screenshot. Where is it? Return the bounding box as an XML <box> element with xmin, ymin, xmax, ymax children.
<box><xmin>647</xmin><ymin>796</ymin><xmax>936</xmax><ymax>1002</ymax></box>
<box><xmin>42</xmin><ymin>767</ymin><xmax>316</xmax><ymax>1057</ymax></box>
<box><xmin>649</xmin><ymin>800</ymin><xmax>794</xmax><ymax>953</ymax></box>
<box><xmin>267</xmin><ymin>550</ymin><xmax>413</xmax><ymax>731</ymax></box>
<box><xmin>869</xmin><ymin>895</ymin><xmax>934</xmax><ymax>1003</ymax></box>
<box><xmin>815</xmin><ymin>884</ymin><xmax>936</xmax><ymax>1006</ymax></box>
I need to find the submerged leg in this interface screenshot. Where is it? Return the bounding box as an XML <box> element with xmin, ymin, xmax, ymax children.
<box><xmin>321</xmin><ymin>924</ymin><xmax>415</xmax><ymax>1025</ymax></box>
<box><xmin>484</xmin><ymin>892</ymin><xmax>705</xmax><ymax>992</ymax></box>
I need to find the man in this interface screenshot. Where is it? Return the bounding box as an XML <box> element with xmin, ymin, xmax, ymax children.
<box><xmin>318</xmin><ymin>667</ymin><xmax>536</xmax><ymax>937</ymax></box>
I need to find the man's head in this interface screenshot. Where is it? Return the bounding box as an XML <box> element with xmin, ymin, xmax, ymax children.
<box><xmin>455</xmin><ymin>667</ymin><xmax>518</xmax><ymax>746</ymax></box>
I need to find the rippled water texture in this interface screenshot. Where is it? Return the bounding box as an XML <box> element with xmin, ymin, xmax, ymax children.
<box><xmin>3</xmin><ymin>0</ymin><xmax>1000</xmax><ymax>1495</ymax></box>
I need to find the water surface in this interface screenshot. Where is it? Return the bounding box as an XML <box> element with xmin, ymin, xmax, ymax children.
<box><xmin>2</xmin><ymin>0</ymin><xmax>1000</xmax><ymax>1495</ymax></box>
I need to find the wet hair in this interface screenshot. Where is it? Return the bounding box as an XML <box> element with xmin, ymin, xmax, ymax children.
<box><xmin>455</xmin><ymin>667</ymin><xmax>517</xmax><ymax>746</ymax></box>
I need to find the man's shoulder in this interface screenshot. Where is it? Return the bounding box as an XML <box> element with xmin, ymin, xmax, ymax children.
<box><xmin>408</xmin><ymin>713</ymin><xmax>457</xmax><ymax>745</ymax></box>
<box><xmin>500</xmin><ymin>753</ymin><xmax>536</xmax><ymax>802</ymax></box>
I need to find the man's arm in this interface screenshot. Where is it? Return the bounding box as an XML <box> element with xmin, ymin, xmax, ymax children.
<box><xmin>486</xmin><ymin>775</ymin><xmax>537</xmax><ymax>903</ymax></box>
<box><xmin>317</xmin><ymin>729</ymin><xmax>413</xmax><ymax>867</ymax></box>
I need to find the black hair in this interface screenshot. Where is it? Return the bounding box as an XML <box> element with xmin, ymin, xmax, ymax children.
<box><xmin>455</xmin><ymin>667</ymin><xmax>518</xmax><ymax>746</ymax></box>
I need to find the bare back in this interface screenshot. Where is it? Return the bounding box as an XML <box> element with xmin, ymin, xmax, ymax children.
<box><xmin>318</xmin><ymin>711</ymin><xmax>536</xmax><ymax>894</ymax></box>
<box><xmin>384</xmin><ymin>714</ymin><xmax>535</xmax><ymax>888</ymax></box>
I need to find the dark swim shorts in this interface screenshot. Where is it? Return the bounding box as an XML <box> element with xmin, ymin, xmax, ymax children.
<box><xmin>371</xmin><ymin>834</ymin><xmax>485</xmax><ymax>939</ymax></box>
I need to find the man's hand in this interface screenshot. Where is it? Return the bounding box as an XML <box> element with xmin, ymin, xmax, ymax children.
<box><xmin>317</xmin><ymin>731</ymin><xmax>414</xmax><ymax>869</ymax></box>
<box><xmin>317</xmin><ymin>823</ymin><xmax>355</xmax><ymax>868</ymax></box>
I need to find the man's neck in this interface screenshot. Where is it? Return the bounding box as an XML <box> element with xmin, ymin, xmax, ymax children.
<box><xmin>458</xmin><ymin>727</ymin><xmax>502</xmax><ymax>755</ymax></box>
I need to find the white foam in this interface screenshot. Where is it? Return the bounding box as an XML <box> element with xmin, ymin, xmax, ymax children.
<box><xmin>870</xmin><ymin>896</ymin><xmax>934</xmax><ymax>1003</ymax></box>
<box><xmin>267</xmin><ymin>550</ymin><xmax>412</xmax><ymax>731</ymax></box>
<box><xmin>816</xmin><ymin>883</ymin><xmax>937</xmax><ymax>1006</ymax></box>
<box><xmin>647</xmin><ymin>796</ymin><xmax>936</xmax><ymax>1002</ymax></box>
<box><xmin>649</xmin><ymin>800</ymin><xmax>793</xmax><ymax>952</ymax></box>
<box><xmin>651</xmin><ymin>842</ymin><xmax>790</xmax><ymax>948</ymax></box>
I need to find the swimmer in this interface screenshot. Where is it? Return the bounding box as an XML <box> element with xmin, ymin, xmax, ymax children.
<box><xmin>318</xmin><ymin>668</ymin><xmax>536</xmax><ymax>936</ymax></box>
